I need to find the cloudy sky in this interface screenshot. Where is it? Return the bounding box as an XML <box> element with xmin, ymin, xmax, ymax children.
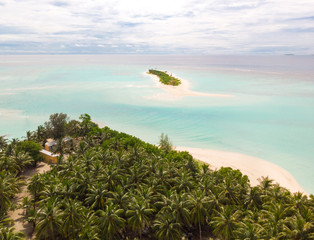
<box><xmin>0</xmin><ymin>0</ymin><xmax>314</xmax><ymax>54</ymax></box>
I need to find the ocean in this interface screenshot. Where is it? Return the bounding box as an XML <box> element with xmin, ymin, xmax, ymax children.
<box><xmin>0</xmin><ymin>55</ymin><xmax>313</xmax><ymax>193</ymax></box>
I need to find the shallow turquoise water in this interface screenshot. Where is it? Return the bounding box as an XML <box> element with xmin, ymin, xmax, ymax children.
<box><xmin>0</xmin><ymin>55</ymin><xmax>313</xmax><ymax>193</ymax></box>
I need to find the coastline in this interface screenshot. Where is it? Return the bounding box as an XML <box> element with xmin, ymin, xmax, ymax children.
<box><xmin>145</xmin><ymin>72</ymin><xmax>233</xmax><ymax>98</ymax></box>
<box><xmin>176</xmin><ymin>146</ymin><xmax>307</xmax><ymax>194</ymax></box>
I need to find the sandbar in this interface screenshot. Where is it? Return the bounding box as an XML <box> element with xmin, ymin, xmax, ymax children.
<box><xmin>145</xmin><ymin>72</ymin><xmax>233</xmax><ymax>98</ymax></box>
<box><xmin>176</xmin><ymin>146</ymin><xmax>307</xmax><ymax>194</ymax></box>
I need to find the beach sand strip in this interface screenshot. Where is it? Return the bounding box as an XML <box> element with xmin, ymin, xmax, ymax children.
<box><xmin>176</xmin><ymin>146</ymin><xmax>307</xmax><ymax>194</ymax></box>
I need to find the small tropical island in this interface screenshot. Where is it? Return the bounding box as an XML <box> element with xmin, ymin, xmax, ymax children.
<box><xmin>148</xmin><ymin>69</ymin><xmax>182</xmax><ymax>86</ymax></box>
<box><xmin>0</xmin><ymin>113</ymin><xmax>313</xmax><ymax>239</ymax></box>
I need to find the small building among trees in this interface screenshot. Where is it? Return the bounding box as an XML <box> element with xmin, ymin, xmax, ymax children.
<box><xmin>40</xmin><ymin>149</ymin><xmax>59</xmax><ymax>164</ymax></box>
<box><xmin>40</xmin><ymin>139</ymin><xmax>59</xmax><ymax>164</ymax></box>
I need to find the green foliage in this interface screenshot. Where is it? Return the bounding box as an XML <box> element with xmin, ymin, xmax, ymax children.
<box><xmin>16</xmin><ymin>140</ymin><xmax>43</xmax><ymax>167</ymax></box>
<box><xmin>153</xmin><ymin>215</ymin><xmax>182</xmax><ymax>240</ymax></box>
<box><xmin>0</xmin><ymin>226</ymin><xmax>25</xmax><ymax>239</ymax></box>
<box><xmin>0</xmin><ymin>136</ymin><xmax>8</xmax><ymax>151</ymax></box>
<box><xmin>0</xmin><ymin>171</ymin><xmax>20</xmax><ymax>214</ymax></box>
<box><xmin>0</xmin><ymin>139</ymin><xmax>41</xmax><ymax>238</ymax></box>
<box><xmin>97</xmin><ymin>204</ymin><xmax>126</xmax><ymax>240</ymax></box>
<box><xmin>1</xmin><ymin>114</ymin><xmax>313</xmax><ymax>240</ymax></box>
<box><xmin>159</xmin><ymin>133</ymin><xmax>172</xmax><ymax>155</ymax></box>
<box><xmin>79</xmin><ymin>113</ymin><xmax>98</xmax><ymax>136</ymax></box>
<box><xmin>148</xmin><ymin>69</ymin><xmax>181</xmax><ymax>86</ymax></box>
<box><xmin>35</xmin><ymin>197</ymin><xmax>63</xmax><ymax>240</ymax></box>
<box><xmin>45</xmin><ymin>113</ymin><xmax>69</xmax><ymax>139</ymax></box>
<box><xmin>66</xmin><ymin>119</ymin><xmax>81</xmax><ymax>137</ymax></box>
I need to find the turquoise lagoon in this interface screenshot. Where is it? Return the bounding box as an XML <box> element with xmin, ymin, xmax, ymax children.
<box><xmin>0</xmin><ymin>55</ymin><xmax>313</xmax><ymax>193</ymax></box>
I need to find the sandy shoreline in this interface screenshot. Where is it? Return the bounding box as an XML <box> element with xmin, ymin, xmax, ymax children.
<box><xmin>176</xmin><ymin>146</ymin><xmax>307</xmax><ymax>194</ymax></box>
<box><xmin>145</xmin><ymin>72</ymin><xmax>233</xmax><ymax>98</ymax></box>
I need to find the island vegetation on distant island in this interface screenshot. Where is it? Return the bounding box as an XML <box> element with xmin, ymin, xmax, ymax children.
<box><xmin>0</xmin><ymin>113</ymin><xmax>313</xmax><ymax>240</ymax></box>
<box><xmin>148</xmin><ymin>69</ymin><xmax>182</xmax><ymax>86</ymax></box>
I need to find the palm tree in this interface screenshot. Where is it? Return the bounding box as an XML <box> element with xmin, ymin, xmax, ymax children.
<box><xmin>290</xmin><ymin>192</ymin><xmax>308</xmax><ymax>213</ymax></box>
<box><xmin>10</xmin><ymin>149</ymin><xmax>33</xmax><ymax>175</ymax></box>
<box><xmin>58</xmin><ymin>179</ymin><xmax>76</xmax><ymax>199</ymax></box>
<box><xmin>0</xmin><ymin>154</ymin><xmax>17</xmax><ymax>173</ymax></box>
<box><xmin>261</xmin><ymin>202</ymin><xmax>291</xmax><ymax>238</ymax></box>
<box><xmin>281</xmin><ymin>214</ymin><xmax>313</xmax><ymax>239</ymax></box>
<box><xmin>298</xmin><ymin>206</ymin><xmax>313</xmax><ymax>223</ymax></box>
<box><xmin>77</xmin><ymin>212</ymin><xmax>99</xmax><ymax>240</ymax></box>
<box><xmin>36</xmin><ymin>124</ymin><xmax>48</xmax><ymax>147</ymax></box>
<box><xmin>127</xmin><ymin>163</ymin><xmax>147</xmax><ymax>187</ymax></box>
<box><xmin>235</xmin><ymin>221</ymin><xmax>265</xmax><ymax>240</ymax></box>
<box><xmin>85</xmin><ymin>182</ymin><xmax>108</xmax><ymax>210</ymax></box>
<box><xmin>211</xmin><ymin>206</ymin><xmax>242</xmax><ymax>240</ymax></box>
<box><xmin>74</xmin><ymin>141</ymin><xmax>89</xmax><ymax>157</ymax></box>
<box><xmin>0</xmin><ymin>171</ymin><xmax>20</xmax><ymax>213</ymax></box>
<box><xmin>0</xmin><ymin>214</ymin><xmax>13</xmax><ymax>226</ymax></box>
<box><xmin>0</xmin><ymin>135</ymin><xmax>8</xmax><ymax>151</ymax></box>
<box><xmin>97</xmin><ymin>204</ymin><xmax>126</xmax><ymax>239</ymax></box>
<box><xmin>100</xmin><ymin>165</ymin><xmax>121</xmax><ymax>191</ymax></box>
<box><xmin>109</xmin><ymin>137</ymin><xmax>122</xmax><ymax>151</ymax></box>
<box><xmin>267</xmin><ymin>184</ymin><xmax>291</xmax><ymax>203</ymax></box>
<box><xmin>173</xmin><ymin>171</ymin><xmax>193</xmax><ymax>192</ymax></box>
<box><xmin>153</xmin><ymin>215</ymin><xmax>182</xmax><ymax>240</ymax></box>
<box><xmin>28</xmin><ymin>174</ymin><xmax>45</xmax><ymax>202</ymax></box>
<box><xmin>154</xmin><ymin>165</ymin><xmax>171</xmax><ymax>188</ymax></box>
<box><xmin>61</xmin><ymin>198</ymin><xmax>86</xmax><ymax>239</ymax></box>
<box><xmin>258</xmin><ymin>176</ymin><xmax>274</xmax><ymax>201</ymax></box>
<box><xmin>218</xmin><ymin>177</ymin><xmax>241</xmax><ymax>205</ymax></box>
<box><xmin>0</xmin><ymin>227</ymin><xmax>25</xmax><ymax>240</ymax></box>
<box><xmin>5</xmin><ymin>138</ymin><xmax>19</xmax><ymax>156</ymax></box>
<box><xmin>35</xmin><ymin>198</ymin><xmax>63</xmax><ymax>240</ymax></box>
<box><xmin>40</xmin><ymin>184</ymin><xmax>59</xmax><ymax>203</ymax></box>
<box><xmin>126</xmin><ymin>197</ymin><xmax>154</xmax><ymax>239</ymax></box>
<box><xmin>107</xmin><ymin>186</ymin><xmax>130</xmax><ymax>213</ymax></box>
<box><xmin>135</xmin><ymin>185</ymin><xmax>156</xmax><ymax>207</ymax></box>
<box><xmin>25</xmin><ymin>130</ymin><xmax>36</xmax><ymax>141</ymax></box>
<box><xmin>208</xmin><ymin>190</ymin><xmax>221</xmax><ymax>213</ymax></box>
<box><xmin>186</xmin><ymin>190</ymin><xmax>211</xmax><ymax>240</ymax></box>
<box><xmin>79</xmin><ymin>149</ymin><xmax>98</xmax><ymax>172</ymax></box>
<box><xmin>90</xmin><ymin>159</ymin><xmax>104</xmax><ymax>178</ymax></box>
<box><xmin>160</xmin><ymin>192</ymin><xmax>191</xmax><ymax>229</ymax></box>
<box><xmin>200</xmin><ymin>163</ymin><xmax>211</xmax><ymax>177</ymax></box>
<box><xmin>244</xmin><ymin>186</ymin><xmax>263</xmax><ymax>210</ymax></box>
<box><xmin>73</xmin><ymin>171</ymin><xmax>92</xmax><ymax>199</ymax></box>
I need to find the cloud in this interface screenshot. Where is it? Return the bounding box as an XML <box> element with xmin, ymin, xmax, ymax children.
<box><xmin>0</xmin><ymin>0</ymin><xmax>314</xmax><ymax>54</ymax></box>
<box><xmin>51</xmin><ymin>1</ymin><xmax>69</xmax><ymax>7</ymax></box>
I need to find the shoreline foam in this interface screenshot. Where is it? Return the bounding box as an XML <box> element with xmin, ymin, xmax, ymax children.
<box><xmin>145</xmin><ymin>72</ymin><xmax>233</xmax><ymax>98</ymax></box>
<box><xmin>176</xmin><ymin>146</ymin><xmax>307</xmax><ymax>194</ymax></box>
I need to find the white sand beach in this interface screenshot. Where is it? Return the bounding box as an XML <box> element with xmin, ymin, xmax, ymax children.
<box><xmin>145</xmin><ymin>72</ymin><xmax>233</xmax><ymax>98</ymax></box>
<box><xmin>176</xmin><ymin>146</ymin><xmax>307</xmax><ymax>194</ymax></box>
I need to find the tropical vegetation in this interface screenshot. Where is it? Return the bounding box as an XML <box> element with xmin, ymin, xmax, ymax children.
<box><xmin>0</xmin><ymin>113</ymin><xmax>313</xmax><ymax>239</ymax></box>
<box><xmin>148</xmin><ymin>69</ymin><xmax>182</xmax><ymax>86</ymax></box>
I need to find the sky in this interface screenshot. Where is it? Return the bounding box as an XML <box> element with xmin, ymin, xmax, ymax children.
<box><xmin>0</xmin><ymin>0</ymin><xmax>314</xmax><ymax>54</ymax></box>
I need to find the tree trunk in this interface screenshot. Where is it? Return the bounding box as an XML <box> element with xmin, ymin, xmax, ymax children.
<box><xmin>71</xmin><ymin>215</ymin><xmax>75</xmax><ymax>240</ymax></box>
<box><xmin>33</xmin><ymin>191</ymin><xmax>37</xmax><ymax>229</ymax></box>
<box><xmin>199</xmin><ymin>222</ymin><xmax>202</xmax><ymax>240</ymax></box>
<box><xmin>51</xmin><ymin>225</ymin><xmax>56</xmax><ymax>240</ymax></box>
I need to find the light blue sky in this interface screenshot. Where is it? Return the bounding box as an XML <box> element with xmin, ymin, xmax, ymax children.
<box><xmin>0</xmin><ymin>0</ymin><xmax>314</xmax><ymax>54</ymax></box>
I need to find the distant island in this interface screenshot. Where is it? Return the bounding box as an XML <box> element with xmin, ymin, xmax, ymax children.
<box><xmin>148</xmin><ymin>69</ymin><xmax>182</xmax><ymax>86</ymax></box>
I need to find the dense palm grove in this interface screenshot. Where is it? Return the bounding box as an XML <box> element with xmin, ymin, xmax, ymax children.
<box><xmin>1</xmin><ymin>113</ymin><xmax>313</xmax><ymax>239</ymax></box>
<box><xmin>0</xmin><ymin>135</ymin><xmax>41</xmax><ymax>239</ymax></box>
